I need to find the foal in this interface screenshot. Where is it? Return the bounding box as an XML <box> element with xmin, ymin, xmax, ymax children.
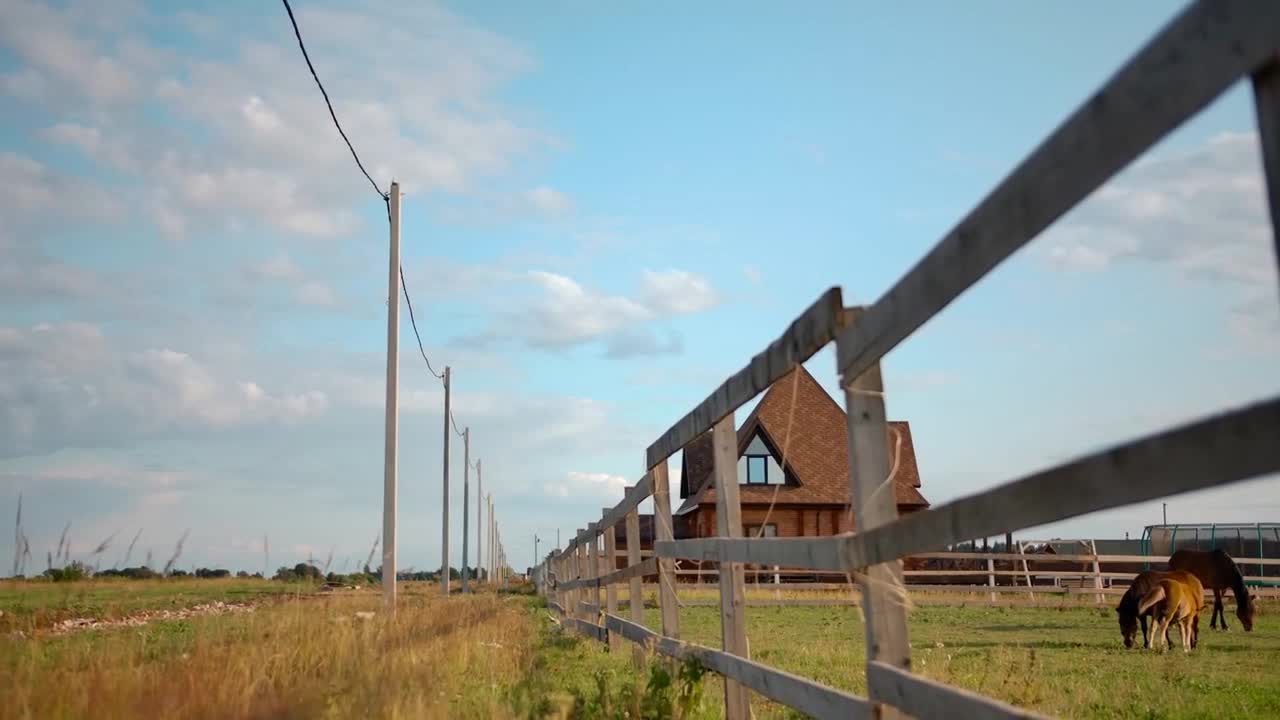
<box><xmin>1117</xmin><ymin>570</ymin><xmax>1203</xmax><ymax>649</ymax></box>
<box><xmin>1138</xmin><ymin>575</ymin><xmax>1205</xmax><ymax>653</ymax></box>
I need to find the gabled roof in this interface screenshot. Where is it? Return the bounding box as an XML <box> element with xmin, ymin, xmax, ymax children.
<box><xmin>676</xmin><ymin>365</ymin><xmax>929</xmax><ymax>513</ymax></box>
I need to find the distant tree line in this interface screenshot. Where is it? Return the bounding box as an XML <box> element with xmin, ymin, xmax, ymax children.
<box><xmin>20</xmin><ymin>561</ymin><xmax>501</xmax><ymax>584</ymax></box>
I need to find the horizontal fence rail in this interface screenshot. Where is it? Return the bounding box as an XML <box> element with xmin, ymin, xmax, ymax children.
<box><xmin>538</xmin><ymin>3</ymin><xmax>1280</xmax><ymax>718</ymax></box>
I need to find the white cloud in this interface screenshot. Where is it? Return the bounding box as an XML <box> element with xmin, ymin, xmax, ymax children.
<box><xmin>1040</xmin><ymin>131</ymin><xmax>1279</xmax><ymax>352</ymax></box>
<box><xmin>523</xmin><ymin>271</ymin><xmax>653</xmax><ymax>347</ymax></box>
<box><xmin>0</xmin><ymin>322</ymin><xmax>329</xmax><ymax>457</ymax></box>
<box><xmin>5</xmin><ymin>0</ymin><xmax>550</xmax><ymax>241</ymax></box>
<box><xmin>547</xmin><ymin>471</ymin><xmax>629</xmax><ymax>499</ymax></box>
<box><xmin>0</xmin><ymin>151</ymin><xmax>122</xmax><ymax>221</ymax></box>
<box><xmin>640</xmin><ymin>269</ymin><xmax>719</xmax><ymax>315</ymax></box>
<box><xmin>522</xmin><ymin>186</ymin><xmax>572</xmax><ymax>216</ymax></box>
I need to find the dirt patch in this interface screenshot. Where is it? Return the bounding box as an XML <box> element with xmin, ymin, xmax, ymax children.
<box><xmin>49</xmin><ymin>600</ymin><xmax>255</xmax><ymax>636</ymax></box>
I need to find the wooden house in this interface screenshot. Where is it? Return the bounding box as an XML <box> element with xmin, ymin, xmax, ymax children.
<box><xmin>612</xmin><ymin>366</ymin><xmax>930</xmax><ymax>577</ymax></box>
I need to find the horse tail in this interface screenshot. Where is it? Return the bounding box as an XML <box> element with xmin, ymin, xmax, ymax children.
<box><xmin>1138</xmin><ymin>585</ymin><xmax>1166</xmax><ymax>615</ymax></box>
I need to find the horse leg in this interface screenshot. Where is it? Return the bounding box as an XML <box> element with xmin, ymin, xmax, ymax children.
<box><xmin>1155</xmin><ymin>615</ymin><xmax>1172</xmax><ymax>653</ymax></box>
<box><xmin>1140</xmin><ymin>615</ymin><xmax>1149</xmax><ymax>649</ymax></box>
<box><xmin>1218</xmin><ymin>589</ymin><xmax>1229</xmax><ymax>631</ymax></box>
<box><xmin>1191</xmin><ymin>613</ymin><xmax>1200</xmax><ymax>649</ymax></box>
<box><xmin>1181</xmin><ymin>618</ymin><xmax>1191</xmax><ymax>653</ymax></box>
<box><xmin>1211</xmin><ymin>590</ymin><xmax>1222</xmax><ymax>629</ymax></box>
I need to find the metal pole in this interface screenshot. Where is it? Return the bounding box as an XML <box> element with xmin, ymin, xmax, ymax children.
<box><xmin>461</xmin><ymin>428</ymin><xmax>470</xmax><ymax>592</ymax></box>
<box><xmin>476</xmin><ymin>460</ymin><xmax>482</xmax><ymax>583</ymax></box>
<box><xmin>442</xmin><ymin>366</ymin><xmax>451</xmax><ymax>595</ymax></box>
<box><xmin>534</xmin><ymin>534</ymin><xmax>540</xmax><ymax>577</ymax></box>
<box><xmin>381</xmin><ymin>181</ymin><xmax>401</xmax><ymax>612</ymax></box>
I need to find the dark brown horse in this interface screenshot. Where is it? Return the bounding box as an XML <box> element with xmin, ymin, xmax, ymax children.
<box><xmin>1117</xmin><ymin>570</ymin><xmax>1203</xmax><ymax>649</ymax></box>
<box><xmin>1168</xmin><ymin>548</ymin><xmax>1254</xmax><ymax>631</ymax></box>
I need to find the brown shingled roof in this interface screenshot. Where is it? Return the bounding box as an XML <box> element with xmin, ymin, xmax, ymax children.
<box><xmin>676</xmin><ymin>365</ymin><xmax>929</xmax><ymax>512</ymax></box>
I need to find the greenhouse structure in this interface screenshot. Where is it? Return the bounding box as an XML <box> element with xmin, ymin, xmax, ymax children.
<box><xmin>1140</xmin><ymin>523</ymin><xmax>1280</xmax><ymax>582</ymax></box>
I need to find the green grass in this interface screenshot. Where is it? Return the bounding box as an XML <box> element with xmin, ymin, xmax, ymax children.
<box><xmin>2</xmin><ymin>581</ymin><xmax>1277</xmax><ymax>718</ymax></box>
<box><xmin>633</xmin><ymin>600</ymin><xmax>1280</xmax><ymax>718</ymax></box>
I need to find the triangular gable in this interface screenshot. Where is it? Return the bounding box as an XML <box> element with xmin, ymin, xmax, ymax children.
<box><xmin>675</xmin><ymin>365</ymin><xmax>929</xmax><ymax>508</ymax></box>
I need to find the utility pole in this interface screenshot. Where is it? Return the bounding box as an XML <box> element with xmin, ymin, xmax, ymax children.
<box><xmin>534</xmin><ymin>534</ymin><xmax>539</xmax><ymax>578</ymax></box>
<box><xmin>461</xmin><ymin>428</ymin><xmax>470</xmax><ymax>592</ymax></box>
<box><xmin>381</xmin><ymin>180</ymin><xmax>402</xmax><ymax>612</ymax></box>
<box><xmin>556</xmin><ymin>528</ymin><xmax>560</xmax><ymax>552</ymax></box>
<box><xmin>1163</xmin><ymin>503</ymin><xmax>1168</xmax><ymax>525</ymax></box>
<box><xmin>488</xmin><ymin>496</ymin><xmax>495</xmax><ymax>583</ymax></box>
<box><xmin>441</xmin><ymin>366</ymin><xmax>451</xmax><ymax>595</ymax></box>
<box><xmin>476</xmin><ymin>460</ymin><xmax>482</xmax><ymax>583</ymax></box>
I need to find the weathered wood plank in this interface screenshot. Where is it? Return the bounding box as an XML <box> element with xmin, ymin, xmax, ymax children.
<box><xmin>836</xmin><ymin>0</ymin><xmax>1280</xmax><ymax>381</ymax></box>
<box><xmin>656</xmin><ymin>536</ymin><xmax>845</xmax><ymax>570</ymax></box>
<box><xmin>656</xmin><ymin>399</ymin><xmax>1280</xmax><ymax>575</ymax></box>
<box><xmin>604</xmin><ymin>527</ymin><xmax>620</xmax><ymax>651</ymax></box>
<box><xmin>565</xmin><ymin>617</ymin><xmax>607</xmax><ymax>642</ymax></box>
<box><xmin>838</xmin><ymin>397</ymin><xmax>1280</xmax><ymax>571</ymax></box>
<box><xmin>646</xmin><ymin>287</ymin><xmax>843</xmax><ymax>467</ymax></box>
<box><xmin>598</xmin><ymin>473</ymin><xmax>655</xmax><ymax>536</ymax></box>
<box><xmin>867</xmin><ymin>661</ymin><xmax>1049</xmax><ymax>720</ymax></box>
<box><xmin>842</xmin><ymin>353</ymin><xmax>911</xmax><ymax>718</ymax></box>
<box><xmin>712</xmin><ymin>415</ymin><xmax>751</xmax><ymax>719</ymax></box>
<box><xmin>651</xmin><ymin>461</ymin><xmax>681</xmax><ymax>639</ymax></box>
<box><xmin>599</xmin><ymin>556</ymin><xmax>659</xmax><ymax>587</ymax></box>
<box><xmin>604</xmin><ymin>614</ymin><xmax>875</xmax><ymax>720</ymax></box>
<box><xmin>1252</xmin><ymin>58</ymin><xmax>1280</xmax><ymax>292</ymax></box>
<box><xmin>625</xmin><ymin>506</ymin><xmax>646</xmax><ymax>668</ymax></box>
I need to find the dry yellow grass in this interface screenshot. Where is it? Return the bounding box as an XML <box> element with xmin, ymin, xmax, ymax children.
<box><xmin>1</xmin><ymin>587</ymin><xmax>537</xmax><ymax>720</ymax></box>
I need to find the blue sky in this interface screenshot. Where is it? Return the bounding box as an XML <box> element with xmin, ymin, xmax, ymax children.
<box><xmin>2</xmin><ymin>0</ymin><xmax>1278</xmax><ymax>574</ymax></box>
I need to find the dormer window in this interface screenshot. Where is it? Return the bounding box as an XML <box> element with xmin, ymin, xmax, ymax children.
<box><xmin>739</xmin><ymin>431</ymin><xmax>786</xmax><ymax>485</ymax></box>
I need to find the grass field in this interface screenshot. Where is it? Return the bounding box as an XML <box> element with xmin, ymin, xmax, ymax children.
<box><xmin>0</xmin><ymin>578</ymin><xmax>309</xmax><ymax>635</ymax></box>
<box><xmin>1</xmin><ymin>580</ymin><xmax>1277</xmax><ymax>719</ymax></box>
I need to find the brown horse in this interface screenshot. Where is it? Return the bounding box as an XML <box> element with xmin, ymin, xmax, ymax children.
<box><xmin>1168</xmin><ymin>548</ymin><xmax>1254</xmax><ymax>631</ymax></box>
<box><xmin>1117</xmin><ymin>570</ymin><xmax>1203</xmax><ymax>649</ymax></box>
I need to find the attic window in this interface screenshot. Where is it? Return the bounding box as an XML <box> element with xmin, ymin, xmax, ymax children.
<box><xmin>740</xmin><ymin>432</ymin><xmax>785</xmax><ymax>485</ymax></box>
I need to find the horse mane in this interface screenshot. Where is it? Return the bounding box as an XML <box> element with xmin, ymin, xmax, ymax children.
<box><xmin>1228</xmin><ymin>560</ymin><xmax>1251</xmax><ymax>608</ymax></box>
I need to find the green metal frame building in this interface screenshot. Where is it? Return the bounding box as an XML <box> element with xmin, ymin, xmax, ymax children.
<box><xmin>1140</xmin><ymin>523</ymin><xmax>1280</xmax><ymax>584</ymax></box>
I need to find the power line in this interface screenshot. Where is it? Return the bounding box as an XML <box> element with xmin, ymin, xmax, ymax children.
<box><xmin>281</xmin><ymin>0</ymin><xmax>445</xmax><ymax>386</ymax></box>
<box><xmin>281</xmin><ymin>0</ymin><xmax>386</xmax><ymax>202</ymax></box>
<box><xmin>400</xmin><ymin>268</ymin><xmax>446</xmax><ymax>381</ymax></box>
<box><xmin>450</xmin><ymin>409</ymin><xmax>465</xmax><ymax>437</ymax></box>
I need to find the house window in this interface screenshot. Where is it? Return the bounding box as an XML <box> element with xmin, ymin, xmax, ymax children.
<box><xmin>740</xmin><ymin>431</ymin><xmax>785</xmax><ymax>485</ymax></box>
<box><xmin>744</xmin><ymin>524</ymin><xmax>777</xmax><ymax>537</ymax></box>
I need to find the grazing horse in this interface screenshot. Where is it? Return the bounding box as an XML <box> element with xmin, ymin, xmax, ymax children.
<box><xmin>1138</xmin><ymin>575</ymin><xmax>1205</xmax><ymax>653</ymax></box>
<box><xmin>1168</xmin><ymin>548</ymin><xmax>1254</xmax><ymax>631</ymax></box>
<box><xmin>1117</xmin><ymin>570</ymin><xmax>1203</xmax><ymax>649</ymax></box>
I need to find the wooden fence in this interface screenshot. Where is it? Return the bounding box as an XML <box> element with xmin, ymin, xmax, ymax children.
<box><xmin>534</xmin><ymin>3</ymin><xmax>1280</xmax><ymax>718</ymax></box>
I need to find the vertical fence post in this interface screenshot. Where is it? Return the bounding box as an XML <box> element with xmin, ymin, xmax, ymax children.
<box><xmin>625</xmin><ymin>504</ymin><xmax>645</xmax><ymax>667</ymax></box>
<box><xmin>650</xmin><ymin>461</ymin><xmax>681</xmax><ymax>640</ymax></box>
<box><xmin>839</xmin><ymin>312</ymin><xmax>911</xmax><ymax>718</ymax></box>
<box><xmin>587</xmin><ymin>524</ymin><xmax>600</xmax><ymax>629</ymax></box>
<box><xmin>711</xmin><ymin>415</ymin><xmax>751</xmax><ymax>719</ymax></box>
<box><xmin>605</xmin><ymin>517</ymin><xmax>621</xmax><ymax>652</ymax></box>
<box><xmin>1018</xmin><ymin>542</ymin><xmax>1035</xmax><ymax>603</ymax></box>
<box><xmin>381</xmin><ymin>180</ymin><xmax>401</xmax><ymax>613</ymax></box>
<box><xmin>476</xmin><ymin>462</ymin><xmax>482</xmax><ymax>584</ymax></box>
<box><xmin>575</xmin><ymin>532</ymin><xmax>588</xmax><ymax>623</ymax></box>
<box><xmin>1090</xmin><ymin>539</ymin><xmax>1104</xmax><ymax>603</ymax></box>
<box><xmin>987</xmin><ymin>555</ymin><xmax>997</xmax><ymax>603</ymax></box>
